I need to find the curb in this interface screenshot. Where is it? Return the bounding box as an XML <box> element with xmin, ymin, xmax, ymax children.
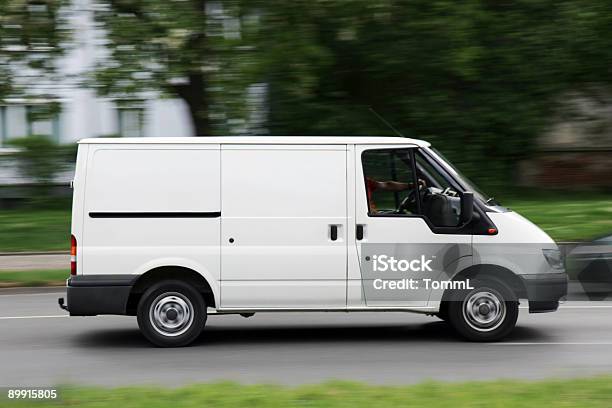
<box><xmin>0</xmin><ymin>281</ymin><xmax>65</xmax><ymax>289</ymax></box>
<box><xmin>0</xmin><ymin>251</ymin><xmax>69</xmax><ymax>256</ymax></box>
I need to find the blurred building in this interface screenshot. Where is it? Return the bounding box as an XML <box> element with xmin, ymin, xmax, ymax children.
<box><xmin>0</xmin><ymin>0</ymin><xmax>267</xmax><ymax>201</ymax></box>
<box><xmin>0</xmin><ymin>0</ymin><xmax>194</xmax><ymax>157</ymax></box>
<box><xmin>520</xmin><ymin>89</ymin><xmax>612</xmax><ymax>190</ymax></box>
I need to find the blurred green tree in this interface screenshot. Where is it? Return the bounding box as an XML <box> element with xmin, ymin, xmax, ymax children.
<box><xmin>91</xmin><ymin>0</ymin><xmax>612</xmax><ymax>188</ymax></box>
<box><xmin>4</xmin><ymin>135</ymin><xmax>75</xmax><ymax>206</ymax></box>
<box><xmin>6</xmin><ymin>135</ymin><xmax>73</xmax><ymax>184</ymax></box>
<box><xmin>93</xmin><ymin>0</ymin><xmax>253</xmax><ymax>136</ymax></box>
<box><xmin>0</xmin><ymin>0</ymin><xmax>69</xmax><ymax>206</ymax></box>
<box><xmin>252</xmin><ymin>0</ymin><xmax>612</xmax><ymax>189</ymax></box>
<box><xmin>0</xmin><ymin>0</ymin><xmax>67</xmax><ymax>100</ymax></box>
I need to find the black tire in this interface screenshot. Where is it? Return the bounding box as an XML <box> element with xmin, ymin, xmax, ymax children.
<box><xmin>137</xmin><ymin>280</ymin><xmax>206</xmax><ymax>347</ymax></box>
<box><xmin>446</xmin><ymin>277</ymin><xmax>518</xmax><ymax>342</ymax></box>
<box><xmin>435</xmin><ymin>303</ymin><xmax>449</xmax><ymax>321</ymax></box>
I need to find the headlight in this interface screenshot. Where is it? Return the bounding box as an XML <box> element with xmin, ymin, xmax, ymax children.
<box><xmin>542</xmin><ymin>249</ymin><xmax>564</xmax><ymax>271</ymax></box>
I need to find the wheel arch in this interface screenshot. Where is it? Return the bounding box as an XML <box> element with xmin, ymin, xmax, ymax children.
<box><xmin>439</xmin><ymin>264</ymin><xmax>528</xmax><ymax>311</ymax></box>
<box><xmin>126</xmin><ymin>266</ymin><xmax>217</xmax><ymax>315</ymax></box>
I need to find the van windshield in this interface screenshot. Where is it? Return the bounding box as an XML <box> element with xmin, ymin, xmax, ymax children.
<box><xmin>424</xmin><ymin>147</ymin><xmax>497</xmax><ymax>206</ymax></box>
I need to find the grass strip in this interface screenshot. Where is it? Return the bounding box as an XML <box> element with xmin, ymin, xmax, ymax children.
<box><xmin>0</xmin><ymin>269</ymin><xmax>67</xmax><ymax>287</ymax></box>
<box><xmin>2</xmin><ymin>377</ymin><xmax>612</xmax><ymax>407</ymax></box>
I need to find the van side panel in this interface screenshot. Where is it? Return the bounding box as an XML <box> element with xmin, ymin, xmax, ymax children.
<box><xmin>220</xmin><ymin>145</ymin><xmax>347</xmax><ymax>309</ymax></box>
<box><xmin>81</xmin><ymin>145</ymin><xmax>221</xmax><ymax>292</ymax></box>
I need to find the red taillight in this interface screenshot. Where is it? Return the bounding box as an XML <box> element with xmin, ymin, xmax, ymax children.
<box><xmin>70</xmin><ymin>235</ymin><xmax>77</xmax><ymax>276</ymax></box>
<box><xmin>487</xmin><ymin>228</ymin><xmax>498</xmax><ymax>235</ymax></box>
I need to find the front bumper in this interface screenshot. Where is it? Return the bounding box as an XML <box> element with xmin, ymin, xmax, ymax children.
<box><xmin>521</xmin><ymin>272</ymin><xmax>568</xmax><ymax>313</ymax></box>
<box><xmin>59</xmin><ymin>275</ymin><xmax>135</xmax><ymax>316</ymax></box>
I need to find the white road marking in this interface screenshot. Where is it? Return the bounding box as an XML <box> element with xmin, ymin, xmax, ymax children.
<box><xmin>560</xmin><ymin>305</ymin><xmax>612</xmax><ymax>308</ymax></box>
<box><xmin>0</xmin><ymin>315</ymin><xmax>68</xmax><ymax>320</ymax></box>
<box><xmin>517</xmin><ymin>305</ymin><xmax>612</xmax><ymax>309</ymax></box>
<box><xmin>490</xmin><ymin>342</ymin><xmax>612</xmax><ymax>346</ymax></box>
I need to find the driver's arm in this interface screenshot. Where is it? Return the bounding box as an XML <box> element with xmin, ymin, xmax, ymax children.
<box><xmin>371</xmin><ymin>179</ymin><xmax>426</xmax><ymax>192</ymax></box>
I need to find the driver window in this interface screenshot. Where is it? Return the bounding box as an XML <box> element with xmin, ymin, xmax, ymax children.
<box><xmin>415</xmin><ymin>151</ymin><xmax>461</xmax><ymax>227</ymax></box>
<box><xmin>362</xmin><ymin>149</ymin><xmax>418</xmax><ymax>215</ymax></box>
<box><xmin>362</xmin><ymin>148</ymin><xmax>464</xmax><ymax>228</ymax></box>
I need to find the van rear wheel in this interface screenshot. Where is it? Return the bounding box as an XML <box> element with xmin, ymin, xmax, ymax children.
<box><xmin>446</xmin><ymin>277</ymin><xmax>518</xmax><ymax>342</ymax></box>
<box><xmin>137</xmin><ymin>280</ymin><xmax>206</xmax><ymax>347</ymax></box>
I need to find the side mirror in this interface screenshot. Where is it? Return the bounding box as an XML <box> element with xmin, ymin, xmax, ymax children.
<box><xmin>460</xmin><ymin>191</ymin><xmax>474</xmax><ymax>224</ymax></box>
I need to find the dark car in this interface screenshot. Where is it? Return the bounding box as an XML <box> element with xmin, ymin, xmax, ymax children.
<box><xmin>566</xmin><ymin>234</ymin><xmax>612</xmax><ymax>301</ymax></box>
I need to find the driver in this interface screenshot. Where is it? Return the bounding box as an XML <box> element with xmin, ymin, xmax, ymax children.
<box><xmin>366</xmin><ymin>177</ymin><xmax>426</xmax><ymax>212</ymax></box>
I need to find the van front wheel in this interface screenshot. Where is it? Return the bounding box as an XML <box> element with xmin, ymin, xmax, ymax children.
<box><xmin>137</xmin><ymin>280</ymin><xmax>206</xmax><ymax>347</ymax></box>
<box><xmin>446</xmin><ymin>278</ymin><xmax>518</xmax><ymax>342</ymax></box>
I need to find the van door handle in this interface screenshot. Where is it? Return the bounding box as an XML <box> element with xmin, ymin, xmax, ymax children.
<box><xmin>356</xmin><ymin>224</ymin><xmax>364</xmax><ymax>241</ymax></box>
<box><xmin>330</xmin><ymin>225</ymin><xmax>338</xmax><ymax>241</ymax></box>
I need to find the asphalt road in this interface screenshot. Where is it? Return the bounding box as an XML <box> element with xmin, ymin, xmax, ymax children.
<box><xmin>1</xmin><ymin>288</ymin><xmax>612</xmax><ymax>387</ymax></box>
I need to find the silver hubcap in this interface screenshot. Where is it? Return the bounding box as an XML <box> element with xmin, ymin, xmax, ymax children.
<box><xmin>149</xmin><ymin>292</ymin><xmax>194</xmax><ymax>337</ymax></box>
<box><xmin>462</xmin><ymin>289</ymin><xmax>506</xmax><ymax>332</ymax></box>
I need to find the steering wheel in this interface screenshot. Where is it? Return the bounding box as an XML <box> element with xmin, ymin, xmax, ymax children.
<box><xmin>396</xmin><ymin>190</ymin><xmax>415</xmax><ymax>214</ymax></box>
<box><xmin>397</xmin><ymin>184</ymin><xmax>431</xmax><ymax>214</ymax></box>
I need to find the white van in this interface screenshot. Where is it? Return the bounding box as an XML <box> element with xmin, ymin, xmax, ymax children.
<box><xmin>59</xmin><ymin>136</ymin><xmax>567</xmax><ymax>347</ymax></box>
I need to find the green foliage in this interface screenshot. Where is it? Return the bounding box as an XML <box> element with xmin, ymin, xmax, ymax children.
<box><xmin>2</xmin><ymin>378</ymin><xmax>612</xmax><ymax>407</ymax></box>
<box><xmin>91</xmin><ymin>1</ymin><xmax>612</xmax><ymax>187</ymax></box>
<box><xmin>251</xmin><ymin>0</ymin><xmax>612</xmax><ymax>189</ymax></box>
<box><xmin>6</xmin><ymin>136</ymin><xmax>75</xmax><ymax>185</ymax></box>
<box><xmin>92</xmin><ymin>0</ymin><xmax>250</xmax><ymax>135</ymax></box>
<box><xmin>0</xmin><ymin>269</ymin><xmax>67</xmax><ymax>286</ymax></box>
<box><xmin>0</xmin><ymin>0</ymin><xmax>68</xmax><ymax>99</ymax></box>
<box><xmin>0</xmin><ymin>209</ymin><xmax>70</xmax><ymax>252</ymax></box>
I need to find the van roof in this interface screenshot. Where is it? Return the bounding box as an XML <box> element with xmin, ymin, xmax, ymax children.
<box><xmin>78</xmin><ymin>136</ymin><xmax>430</xmax><ymax>147</ymax></box>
